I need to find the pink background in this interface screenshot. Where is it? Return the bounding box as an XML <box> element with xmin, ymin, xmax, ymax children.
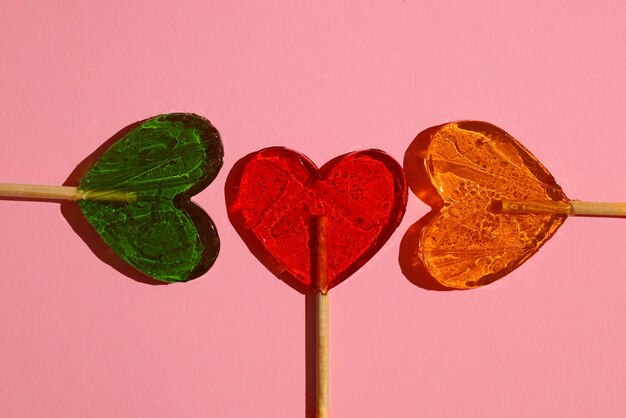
<box><xmin>1</xmin><ymin>1</ymin><xmax>626</xmax><ymax>417</ymax></box>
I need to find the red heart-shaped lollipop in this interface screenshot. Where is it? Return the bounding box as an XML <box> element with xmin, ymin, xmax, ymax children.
<box><xmin>227</xmin><ymin>147</ymin><xmax>407</xmax><ymax>292</ymax></box>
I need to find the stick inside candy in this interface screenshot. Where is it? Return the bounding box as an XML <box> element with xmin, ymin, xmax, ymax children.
<box><xmin>313</xmin><ymin>215</ymin><xmax>329</xmax><ymax>418</ymax></box>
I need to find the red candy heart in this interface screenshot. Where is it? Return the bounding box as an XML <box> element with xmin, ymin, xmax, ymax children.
<box><xmin>227</xmin><ymin>147</ymin><xmax>407</xmax><ymax>292</ymax></box>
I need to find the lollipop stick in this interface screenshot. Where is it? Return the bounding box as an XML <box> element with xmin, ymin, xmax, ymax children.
<box><xmin>315</xmin><ymin>292</ymin><xmax>329</xmax><ymax>418</ymax></box>
<box><xmin>314</xmin><ymin>215</ymin><xmax>329</xmax><ymax>418</ymax></box>
<box><xmin>502</xmin><ymin>200</ymin><xmax>626</xmax><ymax>217</ymax></box>
<box><xmin>570</xmin><ymin>201</ymin><xmax>626</xmax><ymax>217</ymax></box>
<box><xmin>0</xmin><ymin>183</ymin><xmax>136</xmax><ymax>202</ymax></box>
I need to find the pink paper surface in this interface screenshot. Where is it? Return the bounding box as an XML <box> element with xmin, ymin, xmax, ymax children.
<box><xmin>1</xmin><ymin>1</ymin><xmax>626</xmax><ymax>417</ymax></box>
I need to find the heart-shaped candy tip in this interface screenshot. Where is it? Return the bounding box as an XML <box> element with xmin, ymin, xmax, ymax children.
<box><xmin>227</xmin><ymin>147</ymin><xmax>407</xmax><ymax>293</ymax></box>
<box><xmin>76</xmin><ymin>113</ymin><xmax>223</xmax><ymax>283</ymax></box>
<box><xmin>403</xmin><ymin>121</ymin><xmax>569</xmax><ymax>289</ymax></box>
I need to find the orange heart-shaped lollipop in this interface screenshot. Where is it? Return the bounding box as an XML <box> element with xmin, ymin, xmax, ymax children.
<box><xmin>403</xmin><ymin>121</ymin><xmax>570</xmax><ymax>289</ymax></box>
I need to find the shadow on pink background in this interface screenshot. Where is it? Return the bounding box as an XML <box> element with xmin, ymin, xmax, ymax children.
<box><xmin>1</xmin><ymin>1</ymin><xmax>626</xmax><ymax>417</ymax></box>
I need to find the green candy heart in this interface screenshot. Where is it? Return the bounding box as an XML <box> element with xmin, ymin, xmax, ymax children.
<box><xmin>78</xmin><ymin>113</ymin><xmax>223</xmax><ymax>282</ymax></box>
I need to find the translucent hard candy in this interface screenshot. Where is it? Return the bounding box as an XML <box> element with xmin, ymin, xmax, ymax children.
<box><xmin>78</xmin><ymin>113</ymin><xmax>223</xmax><ymax>282</ymax></box>
<box><xmin>228</xmin><ymin>148</ymin><xmax>407</xmax><ymax>292</ymax></box>
<box><xmin>404</xmin><ymin>121</ymin><xmax>568</xmax><ymax>289</ymax></box>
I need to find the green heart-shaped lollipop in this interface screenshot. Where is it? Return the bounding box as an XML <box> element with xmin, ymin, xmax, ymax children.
<box><xmin>77</xmin><ymin>113</ymin><xmax>223</xmax><ymax>282</ymax></box>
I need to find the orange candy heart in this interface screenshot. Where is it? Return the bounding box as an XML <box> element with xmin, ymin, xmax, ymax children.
<box><xmin>402</xmin><ymin>121</ymin><xmax>569</xmax><ymax>289</ymax></box>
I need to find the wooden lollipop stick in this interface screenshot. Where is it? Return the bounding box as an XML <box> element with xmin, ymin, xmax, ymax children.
<box><xmin>569</xmin><ymin>201</ymin><xmax>626</xmax><ymax>217</ymax></box>
<box><xmin>502</xmin><ymin>200</ymin><xmax>626</xmax><ymax>217</ymax></box>
<box><xmin>0</xmin><ymin>183</ymin><xmax>136</xmax><ymax>203</ymax></box>
<box><xmin>314</xmin><ymin>215</ymin><xmax>329</xmax><ymax>418</ymax></box>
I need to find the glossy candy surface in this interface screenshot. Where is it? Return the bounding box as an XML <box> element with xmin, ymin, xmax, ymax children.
<box><xmin>228</xmin><ymin>148</ymin><xmax>407</xmax><ymax>293</ymax></box>
<box><xmin>78</xmin><ymin>113</ymin><xmax>223</xmax><ymax>282</ymax></box>
<box><xmin>405</xmin><ymin>121</ymin><xmax>568</xmax><ymax>289</ymax></box>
